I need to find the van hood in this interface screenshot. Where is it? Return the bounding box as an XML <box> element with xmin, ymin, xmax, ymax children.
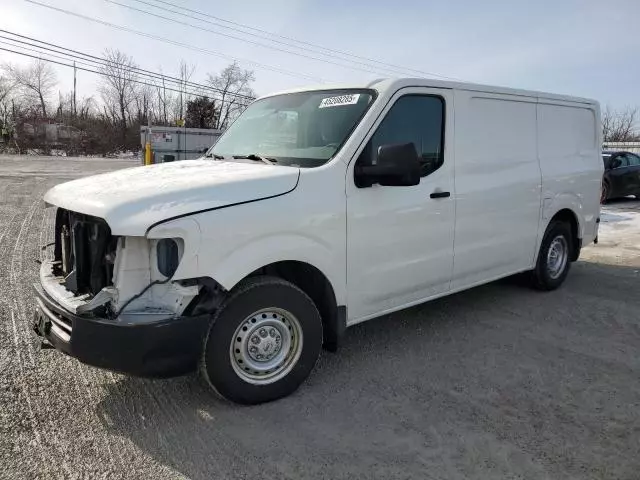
<box><xmin>44</xmin><ymin>159</ymin><xmax>300</xmax><ymax>236</ymax></box>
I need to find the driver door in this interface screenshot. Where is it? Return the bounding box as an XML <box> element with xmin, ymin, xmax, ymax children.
<box><xmin>346</xmin><ymin>88</ymin><xmax>455</xmax><ymax>322</ymax></box>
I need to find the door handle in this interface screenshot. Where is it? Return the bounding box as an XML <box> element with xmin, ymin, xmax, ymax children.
<box><xmin>430</xmin><ymin>191</ymin><xmax>451</xmax><ymax>199</ymax></box>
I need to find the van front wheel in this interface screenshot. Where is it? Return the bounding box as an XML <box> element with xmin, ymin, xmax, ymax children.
<box><xmin>200</xmin><ymin>276</ymin><xmax>323</xmax><ymax>405</ymax></box>
<box><xmin>531</xmin><ymin>221</ymin><xmax>573</xmax><ymax>291</ymax></box>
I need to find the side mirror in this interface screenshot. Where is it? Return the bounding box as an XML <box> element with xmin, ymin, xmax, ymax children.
<box><xmin>610</xmin><ymin>158</ymin><xmax>622</xmax><ymax>169</ymax></box>
<box><xmin>355</xmin><ymin>143</ymin><xmax>421</xmax><ymax>187</ymax></box>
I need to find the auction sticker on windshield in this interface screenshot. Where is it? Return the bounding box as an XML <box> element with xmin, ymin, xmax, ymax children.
<box><xmin>319</xmin><ymin>94</ymin><xmax>360</xmax><ymax>108</ymax></box>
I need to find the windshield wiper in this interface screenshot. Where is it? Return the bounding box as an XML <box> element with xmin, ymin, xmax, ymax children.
<box><xmin>233</xmin><ymin>154</ymin><xmax>276</xmax><ymax>165</ymax></box>
<box><xmin>205</xmin><ymin>152</ymin><xmax>225</xmax><ymax>160</ymax></box>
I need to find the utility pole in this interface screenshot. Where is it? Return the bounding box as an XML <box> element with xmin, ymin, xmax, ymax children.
<box><xmin>73</xmin><ymin>61</ymin><xmax>77</xmax><ymax>119</ymax></box>
<box><xmin>162</xmin><ymin>76</ymin><xmax>167</xmax><ymax>124</ymax></box>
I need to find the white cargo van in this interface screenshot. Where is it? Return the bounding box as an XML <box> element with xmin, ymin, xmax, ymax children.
<box><xmin>33</xmin><ymin>79</ymin><xmax>602</xmax><ymax>404</ymax></box>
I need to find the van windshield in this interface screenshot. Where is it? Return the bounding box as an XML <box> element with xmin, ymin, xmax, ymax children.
<box><xmin>208</xmin><ymin>89</ymin><xmax>375</xmax><ymax>168</ymax></box>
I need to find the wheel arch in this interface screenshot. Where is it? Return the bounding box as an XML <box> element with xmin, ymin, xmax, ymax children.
<box><xmin>248</xmin><ymin>261</ymin><xmax>345</xmax><ymax>351</ymax></box>
<box><xmin>547</xmin><ymin>208</ymin><xmax>581</xmax><ymax>261</ymax></box>
<box><xmin>199</xmin><ymin>256</ymin><xmax>346</xmax><ymax>352</ymax></box>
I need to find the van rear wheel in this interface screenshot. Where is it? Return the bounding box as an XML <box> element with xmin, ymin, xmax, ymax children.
<box><xmin>200</xmin><ymin>276</ymin><xmax>322</xmax><ymax>405</ymax></box>
<box><xmin>530</xmin><ymin>221</ymin><xmax>573</xmax><ymax>291</ymax></box>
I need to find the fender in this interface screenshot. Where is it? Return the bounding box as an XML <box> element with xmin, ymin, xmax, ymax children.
<box><xmin>201</xmin><ymin>233</ymin><xmax>346</xmax><ymax>306</ymax></box>
<box><xmin>535</xmin><ymin>193</ymin><xmax>586</xmax><ymax>263</ymax></box>
<box><xmin>541</xmin><ymin>193</ymin><xmax>584</xmax><ymax>235</ymax></box>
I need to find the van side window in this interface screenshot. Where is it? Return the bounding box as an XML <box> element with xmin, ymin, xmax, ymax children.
<box><xmin>358</xmin><ymin>95</ymin><xmax>445</xmax><ymax>177</ymax></box>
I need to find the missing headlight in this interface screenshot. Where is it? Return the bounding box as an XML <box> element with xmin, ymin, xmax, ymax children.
<box><xmin>157</xmin><ymin>238</ymin><xmax>180</xmax><ymax>278</ymax></box>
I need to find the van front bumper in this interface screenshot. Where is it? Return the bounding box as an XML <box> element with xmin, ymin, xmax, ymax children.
<box><xmin>32</xmin><ymin>283</ymin><xmax>210</xmax><ymax>377</ymax></box>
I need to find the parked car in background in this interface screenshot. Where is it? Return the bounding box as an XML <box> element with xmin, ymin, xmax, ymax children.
<box><xmin>601</xmin><ymin>151</ymin><xmax>640</xmax><ymax>202</ymax></box>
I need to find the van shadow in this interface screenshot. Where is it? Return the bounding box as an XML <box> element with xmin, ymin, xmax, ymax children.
<box><xmin>96</xmin><ymin>261</ymin><xmax>640</xmax><ymax>480</ymax></box>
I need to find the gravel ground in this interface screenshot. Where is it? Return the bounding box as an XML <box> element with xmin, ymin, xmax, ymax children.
<box><xmin>1</xmin><ymin>155</ymin><xmax>639</xmax><ymax>480</ymax></box>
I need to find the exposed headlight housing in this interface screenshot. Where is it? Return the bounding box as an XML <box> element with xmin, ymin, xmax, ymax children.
<box><xmin>157</xmin><ymin>238</ymin><xmax>180</xmax><ymax>278</ymax></box>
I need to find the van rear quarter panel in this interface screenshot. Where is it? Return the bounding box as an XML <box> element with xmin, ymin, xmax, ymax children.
<box><xmin>537</xmin><ymin>100</ymin><xmax>602</xmax><ymax>248</ymax></box>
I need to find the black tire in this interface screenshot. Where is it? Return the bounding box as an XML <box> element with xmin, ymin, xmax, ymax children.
<box><xmin>531</xmin><ymin>221</ymin><xmax>573</xmax><ymax>291</ymax></box>
<box><xmin>200</xmin><ymin>275</ymin><xmax>323</xmax><ymax>405</ymax></box>
<box><xmin>601</xmin><ymin>181</ymin><xmax>610</xmax><ymax>204</ymax></box>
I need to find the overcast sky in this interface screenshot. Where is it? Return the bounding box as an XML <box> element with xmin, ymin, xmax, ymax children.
<box><xmin>1</xmin><ymin>0</ymin><xmax>638</xmax><ymax>109</ymax></box>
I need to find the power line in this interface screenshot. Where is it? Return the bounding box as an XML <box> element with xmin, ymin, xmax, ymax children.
<box><xmin>121</xmin><ymin>0</ymin><xmax>432</xmax><ymax>78</ymax></box>
<box><xmin>0</xmin><ymin>38</ymin><xmax>240</xmax><ymax>103</ymax></box>
<box><xmin>24</xmin><ymin>0</ymin><xmax>326</xmax><ymax>83</ymax></box>
<box><xmin>0</xmin><ymin>38</ymin><xmax>103</xmax><ymax>72</ymax></box>
<box><xmin>0</xmin><ymin>45</ymin><xmax>218</xmax><ymax>100</ymax></box>
<box><xmin>0</xmin><ymin>39</ymin><xmax>211</xmax><ymax>100</ymax></box>
<box><xmin>143</xmin><ymin>0</ymin><xmax>458</xmax><ymax>80</ymax></box>
<box><xmin>108</xmin><ymin>0</ymin><xmax>454</xmax><ymax>80</ymax></box>
<box><xmin>0</xmin><ymin>31</ymin><xmax>254</xmax><ymax>100</ymax></box>
<box><xmin>0</xmin><ymin>30</ymin><xmax>255</xmax><ymax>101</ymax></box>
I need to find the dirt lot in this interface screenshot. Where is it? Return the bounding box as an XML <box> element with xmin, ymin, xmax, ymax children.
<box><xmin>1</xmin><ymin>155</ymin><xmax>639</xmax><ymax>480</ymax></box>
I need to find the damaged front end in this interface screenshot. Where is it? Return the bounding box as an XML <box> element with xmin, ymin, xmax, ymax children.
<box><xmin>43</xmin><ymin>208</ymin><xmax>201</xmax><ymax>321</ymax></box>
<box><xmin>33</xmin><ymin>207</ymin><xmax>217</xmax><ymax>377</ymax></box>
<box><xmin>51</xmin><ymin>209</ymin><xmax>117</xmax><ymax>313</ymax></box>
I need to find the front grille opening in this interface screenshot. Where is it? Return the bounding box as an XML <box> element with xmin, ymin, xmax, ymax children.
<box><xmin>53</xmin><ymin>208</ymin><xmax>117</xmax><ymax>295</ymax></box>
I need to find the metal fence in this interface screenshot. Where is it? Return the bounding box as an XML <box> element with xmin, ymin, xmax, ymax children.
<box><xmin>603</xmin><ymin>142</ymin><xmax>640</xmax><ymax>154</ymax></box>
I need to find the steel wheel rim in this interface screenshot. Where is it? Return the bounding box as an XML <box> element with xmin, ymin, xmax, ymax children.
<box><xmin>546</xmin><ymin>235</ymin><xmax>568</xmax><ymax>279</ymax></box>
<box><xmin>230</xmin><ymin>308</ymin><xmax>303</xmax><ymax>385</ymax></box>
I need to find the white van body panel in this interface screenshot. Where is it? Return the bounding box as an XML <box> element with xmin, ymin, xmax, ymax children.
<box><xmin>345</xmin><ymin>86</ymin><xmax>456</xmax><ymax>321</ymax></box>
<box><xmin>451</xmin><ymin>91</ymin><xmax>541</xmax><ymax>290</ymax></box>
<box><xmin>42</xmin><ymin>78</ymin><xmax>602</xmax><ymax>329</ymax></box>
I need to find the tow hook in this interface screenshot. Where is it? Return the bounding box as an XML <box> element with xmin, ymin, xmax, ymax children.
<box><xmin>33</xmin><ymin>305</ymin><xmax>58</xmax><ymax>350</ymax></box>
<box><xmin>32</xmin><ymin>319</ymin><xmax>55</xmax><ymax>349</ymax></box>
<box><xmin>33</xmin><ymin>323</ymin><xmax>55</xmax><ymax>349</ymax></box>
<box><xmin>33</xmin><ymin>309</ymin><xmax>47</xmax><ymax>334</ymax></box>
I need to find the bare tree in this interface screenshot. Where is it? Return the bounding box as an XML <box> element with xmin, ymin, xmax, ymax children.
<box><xmin>133</xmin><ymin>84</ymin><xmax>153</xmax><ymax>125</ymax></box>
<box><xmin>602</xmin><ymin>106</ymin><xmax>639</xmax><ymax>142</ymax></box>
<box><xmin>2</xmin><ymin>59</ymin><xmax>57</xmax><ymax>118</ymax></box>
<box><xmin>206</xmin><ymin>62</ymin><xmax>255</xmax><ymax>130</ymax></box>
<box><xmin>176</xmin><ymin>60</ymin><xmax>195</xmax><ymax>123</ymax></box>
<box><xmin>0</xmin><ymin>74</ymin><xmax>14</xmax><ymax>130</ymax></box>
<box><xmin>98</xmin><ymin>49</ymin><xmax>139</xmax><ymax>146</ymax></box>
<box><xmin>78</xmin><ymin>96</ymin><xmax>96</xmax><ymax>120</ymax></box>
<box><xmin>0</xmin><ymin>73</ymin><xmax>13</xmax><ymax>105</ymax></box>
<box><xmin>154</xmin><ymin>69</ymin><xmax>170</xmax><ymax>125</ymax></box>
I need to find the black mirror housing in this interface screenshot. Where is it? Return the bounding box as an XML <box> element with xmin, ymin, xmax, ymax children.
<box><xmin>355</xmin><ymin>142</ymin><xmax>421</xmax><ymax>187</ymax></box>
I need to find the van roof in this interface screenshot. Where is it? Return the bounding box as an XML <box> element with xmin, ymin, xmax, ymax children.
<box><xmin>260</xmin><ymin>78</ymin><xmax>598</xmax><ymax>106</ymax></box>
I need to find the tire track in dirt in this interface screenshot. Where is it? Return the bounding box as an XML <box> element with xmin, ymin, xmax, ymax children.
<box><xmin>0</xmin><ymin>180</ymin><xmax>49</xmax><ymax>478</ymax></box>
<box><xmin>31</xmin><ymin>178</ymin><xmax>165</xmax><ymax>478</ymax></box>
<box><xmin>0</xmin><ymin>211</ymin><xmax>18</xmax><ymax>315</ymax></box>
<box><xmin>36</xmin><ymin>204</ymin><xmax>130</xmax><ymax>475</ymax></box>
<box><xmin>0</xmin><ymin>160</ymin><xmax>170</xmax><ymax>479</ymax></box>
<box><xmin>7</xmin><ymin>189</ymin><xmax>74</xmax><ymax>477</ymax></box>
